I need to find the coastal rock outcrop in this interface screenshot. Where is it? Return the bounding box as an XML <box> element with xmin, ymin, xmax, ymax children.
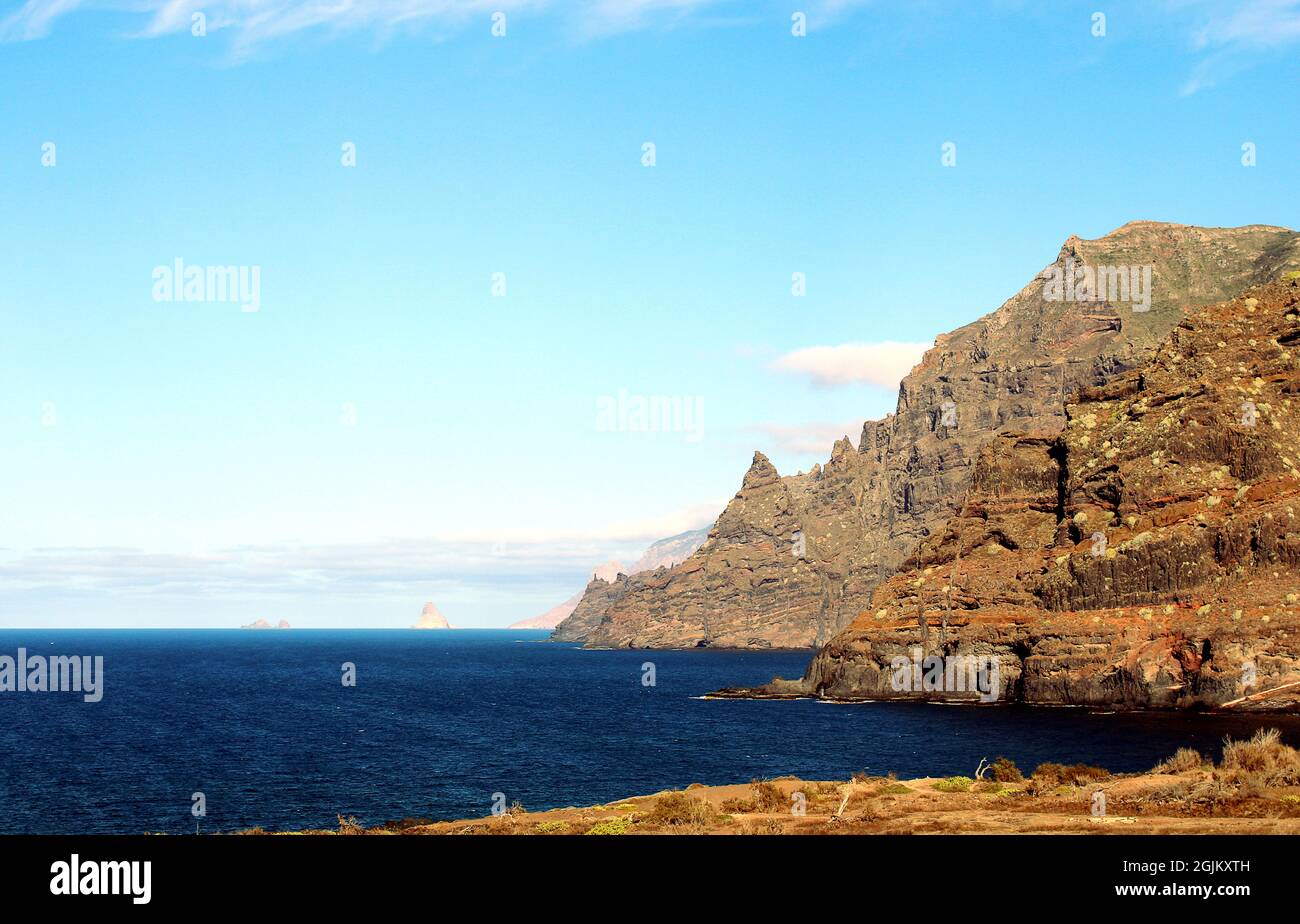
<box><xmin>412</xmin><ymin>602</ymin><xmax>453</xmax><ymax>630</ymax></box>
<box><xmin>727</xmin><ymin>275</ymin><xmax>1300</xmax><ymax>709</ymax></box>
<box><xmin>566</xmin><ymin>222</ymin><xmax>1300</xmax><ymax>649</ymax></box>
<box><xmin>549</xmin><ymin>529</ymin><xmax>708</xmax><ymax>640</ymax></box>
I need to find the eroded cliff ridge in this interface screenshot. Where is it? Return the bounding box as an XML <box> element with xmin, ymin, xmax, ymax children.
<box><xmin>726</xmin><ymin>274</ymin><xmax>1300</xmax><ymax>709</ymax></box>
<box><xmin>550</xmin><ymin>529</ymin><xmax>708</xmax><ymax>641</ymax></box>
<box><xmin>559</xmin><ymin>222</ymin><xmax>1300</xmax><ymax>649</ymax></box>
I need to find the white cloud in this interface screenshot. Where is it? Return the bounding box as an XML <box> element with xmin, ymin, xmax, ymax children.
<box><xmin>0</xmin><ymin>501</ymin><xmax>721</xmax><ymax>607</ymax></box>
<box><xmin>769</xmin><ymin>341</ymin><xmax>929</xmax><ymax>389</ymax></box>
<box><xmin>749</xmin><ymin>421</ymin><xmax>863</xmax><ymax>455</ymax></box>
<box><xmin>1178</xmin><ymin>0</ymin><xmax>1300</xmax><ymax>94</ymax></box>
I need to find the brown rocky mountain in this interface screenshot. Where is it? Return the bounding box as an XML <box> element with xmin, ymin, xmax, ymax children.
<box><xmin>563</xmin><ymin>222</ymin><xmax>1300</xmax><ymax>649</ymax></box>
<box><xmin>550</xmin><ymin>529</ymin><xmax>708</xmax><ymax>640</ymax></box>
<box><xmin>719</xmin><ymin>273</ymin><xmax>1300</xmax><ymax>709</ymax></box>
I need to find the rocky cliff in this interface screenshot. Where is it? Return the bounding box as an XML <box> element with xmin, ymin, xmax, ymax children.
<box><xmin>566</xmin><ymin>222</ymin><xmax>1300</xmax><ymax>649</ymax></box>
<box><xmin>721</xmin><ymin>274</ymin><xmax>1300</xmax><ymax>709</ymax></box>
<box><xmin>550</xmin><ymin>529</ymin><xmax>708</xmax><ymax>640</ymax></box>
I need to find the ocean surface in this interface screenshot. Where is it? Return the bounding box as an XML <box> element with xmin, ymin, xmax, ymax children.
<box><xmin>3</xmin><ymin>628</ymin><xmax>1299</xmax><ymax>835</ymax></box>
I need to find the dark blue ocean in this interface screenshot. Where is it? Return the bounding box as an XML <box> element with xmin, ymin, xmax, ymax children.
<box><xmin>3</xmin><ymin>629</ymin><xmax>1299</xmax><ymax>835</ymax></box>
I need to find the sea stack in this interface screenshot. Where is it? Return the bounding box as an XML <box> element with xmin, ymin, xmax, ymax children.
<box><xmin>241</xmin><ymin>618</ymin><xmax>290</xmax><ymax>629</ymax></box>
<box><xmin>412</xmin><ymin>602</ymin><xmax>453</xmax><ymax>630</ymax></box>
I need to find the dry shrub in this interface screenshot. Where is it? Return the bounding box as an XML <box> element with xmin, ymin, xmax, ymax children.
<box><xmin>1143</xmin><ymin>774</ymin><xmax>1239</xmax><ymax>807</ymax></box>
<box><xmin>644</xmin><ymin>792</ymin><xmax>713</xmax><ymax>827</ymax></box>
<box><xmin>989</xmin><ymin>757</ymin><xmax>1024</xmax><ymax>783</ymax></box>
<box><xmin>1032</xmin><ymin>762</ymin><xmax>1111</xmax><ymax>787</ymax></box>
<box><xmin>1220</xmin><ymin>728</ymin><xmax>1300</xmax><ymax>786</ymax></box>
<box><xmin>378</xmin><ymin>817</ymin><xmax>434</xmax><ymax>832</ymax></box>
<box><xmin>1155</xmin><ymin>747</ymin><xmax>1205</xmax><ymax>774</ymax></box>
<box><xmin>750</xmin><ymin>779</ymin><xmax>786</xmax><ymax>812</ymax></box>
<box><xmin>720</xmin><ymin>797</ymin><xmax>757</xmax><ymax>813</ymax></box>
<box><xmin>336</xmin><ymin>815</ymin><xmax>364</xmax><ymax>835</ymax></box>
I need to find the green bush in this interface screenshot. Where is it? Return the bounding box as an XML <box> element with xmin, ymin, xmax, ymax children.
<box><xmin>584</xmin><ymin>817</ymin><xmax>633</xmax><ymax>835</ymax></box>
<box><xmin>933</xmin><ymin>776</ymin><xmax>974</xmax><ymax>793</ymax></box>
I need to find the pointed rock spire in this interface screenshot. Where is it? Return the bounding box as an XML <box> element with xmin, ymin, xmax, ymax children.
<box><xmin>741</xmin><ymin>450</ymin><xmax>780</xmax><ymax>490</ymax></box>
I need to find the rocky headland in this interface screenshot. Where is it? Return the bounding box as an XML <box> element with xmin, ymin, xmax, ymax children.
<box><xmin>717</xmin><ymin>274</ymin><xmax>1300</xmax><ymax>710</ymax></box>
<box><xmin>556</xmin><ymin>222</ymin><xmax>1300</xmax><ymax>651</ymax></box>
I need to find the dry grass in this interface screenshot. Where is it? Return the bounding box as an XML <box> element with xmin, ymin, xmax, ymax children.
<box><xmin>642</xmin><ymin>792</ymin><xmax>713</xmax><ymax>828</ymax></box>
<box><xmin>1154</xmin><ymin>747</ymin><xmax>1205</xmax><ymax>774</ymax></box>
<box><xmin>1031</xmin><ymin>762</ymin><xmax>1110</xmax><ymax>788</ymax></box>
<box><xmin>1220</xmin><ymin>728</ymin><xmax>1300</xmax><ymax>783</ymax></box>
<box><xmin>239</xmin><ymin>733</ymin><xmax>1300</xmax><ymax>836</ymax></box>
<box><xmin>750</xmin><ymin>779</ymin><xmax>787</xmax><ymax>812</ymax></box>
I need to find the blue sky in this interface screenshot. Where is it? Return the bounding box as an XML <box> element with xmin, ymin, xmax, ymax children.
<box><xmin>2</xmin><ymin>0</ymin><xmax>1298</xmax><ymax>627</ymax></box>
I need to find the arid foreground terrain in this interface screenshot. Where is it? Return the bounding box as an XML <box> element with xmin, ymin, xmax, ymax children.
<box><xmin>245</xmin><ymin>728</ymin><xmax>1300</xmax><ymax>835</ymax></box>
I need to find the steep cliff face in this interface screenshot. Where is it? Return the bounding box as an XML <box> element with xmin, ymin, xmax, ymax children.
<box><xmin>550</xmin><ymin>530</ymin><xmax>707</xmax><ymax>641</ymax></box>
<box><xmin>567</xmin><ymin>222</ymin><xmax>1300</xmax><ymax>649</ymax></box>
<box><xmin>579</xmin><ymin>451</ymin><xmax>825</xmax><ymax>648</ymax></box>
<box><xmin>771</xmin><ymin>275</ymin><xmax>1300</xmax><ymax>710</ymax></box>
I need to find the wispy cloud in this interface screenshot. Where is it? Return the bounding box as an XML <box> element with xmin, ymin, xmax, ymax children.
<box><xmin>1178</xmin><ymin>0</ymin><xmax>1300</xmax><ymax>94</ymax></box>
<box><xmin>0</xmin><ymin>0</ymin><xmax>741</xmax><ymax>47</ymax></box>
<box><xmin>0</xmin><ymin>510</ymin><xmax>717</xmax><ymax>598</ymax></box>
<box><xmin>769</xmin><ymin>341</ymin><xmax>929</xmax><ymax>389</ymax></box>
